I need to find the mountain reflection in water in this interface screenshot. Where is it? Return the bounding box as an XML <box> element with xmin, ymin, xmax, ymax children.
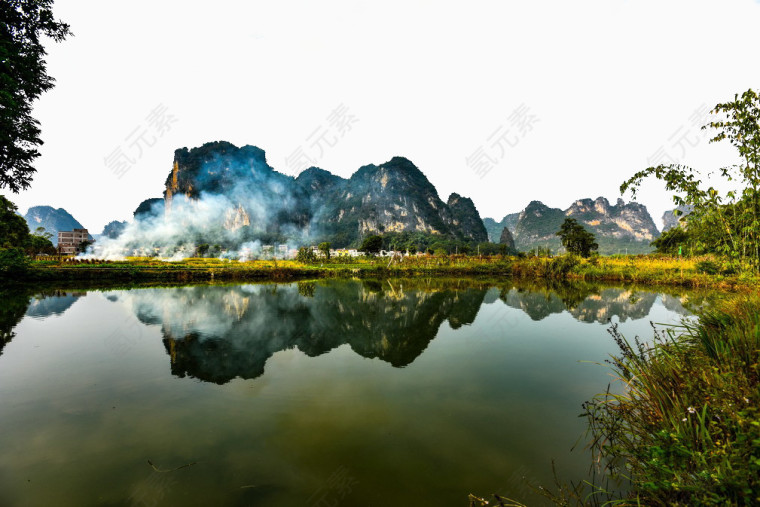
<box><xmin>93</xmin><ymin>280</ymin><xmax>697</xmax><ymax>384</ymax></box>
<box><xmin>1</xmin><ymin>280</ymin><xmax>704</xmax><ymax>382</ymax></box>
<box><xmin>0</xmin><ymin>279</ymin><xmax>718</xmax><ymax>507</ymax></box>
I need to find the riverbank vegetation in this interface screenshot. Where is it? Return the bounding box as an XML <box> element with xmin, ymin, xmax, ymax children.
<box><xmin>623</xmin><ymin>89</ymin><xmax>760</xmax><ymax>274</ymax></box>
<box><xmin>579</xmin><ymin>294</ymin><xmax>760</xmax><ymax>506</ymax></box>
<box><xmin>4</xmin><ymin>253</ymin><xmax>755</xmax><ymax>292</ymax></box>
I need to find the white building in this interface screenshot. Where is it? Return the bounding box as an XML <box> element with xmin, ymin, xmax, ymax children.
<box><xmin>57</xmin><ymin>229</ymin><xmax>91</xmax><ymax>255</ymax></box>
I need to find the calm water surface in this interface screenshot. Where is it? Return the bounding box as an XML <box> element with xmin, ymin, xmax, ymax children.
<box><xmin>0</xmin><ymin>279</ymin><xmax>712</xmax><ymax>506</ymax></box>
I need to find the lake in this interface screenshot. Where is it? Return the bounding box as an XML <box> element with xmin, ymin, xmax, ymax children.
<box><xmin>0</xmin><ymin>279</ymin><xmax>712</xmax><ymax>506</ymax></box>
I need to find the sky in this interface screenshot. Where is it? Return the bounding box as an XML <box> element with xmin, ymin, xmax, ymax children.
<box><xmin>12</xmin><ymin>0</ymin><xmax>760</xmax><ymax>233</ymax></box>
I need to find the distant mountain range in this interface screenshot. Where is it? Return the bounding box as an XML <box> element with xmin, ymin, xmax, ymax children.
<box><xmin>662</xmin><ymin>205</ymin><xmax>693</xmax><ymax>231</ymax></box>
<box><xmin>483</xmin><ymin>213</ymin><xmax>520</xmax><ymax>243</ymax></box>
<box><xmin>483</xmin><ymin>197</ymin><xmax>660</xmax><ymax>255</ymax></box>
<box><xmin>158</xmin><ymin>141</ymin><xmax>487</xmax><ymax>246</ymax></box>
<box><xmin>23</xmin><ymin>206</ymin><xmax>84</xmax><ymax>246</ymax></box>
<box><xmin>25</xmin><ymin>141</ymin><xmax>671</xmax><ymax>253</ymax></box>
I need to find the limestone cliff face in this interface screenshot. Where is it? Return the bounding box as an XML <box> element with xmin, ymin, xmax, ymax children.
<box><xmin>223</xmin><ymin>204</ymin><xmax>251</xmax><ymax>231</ymax></box>
<box><xmin>499</xmin><ymin>227</ymin><xmax>515</xmax><ymax>250</ymax></box>
<box><xmin>314</xmin><ymin>157</ymin><xmax>488</xmax><ymax>243</ymax></box>
<box><xmin>160</xmin><ymin>142</ymin><xmax>487</xmax><ymax>246</ymax></box>
<box><xmin>445</xmin><ymin>193</ymin><xmax>489</xmax><ymax>242</ymax></box>
<box><xmin>513</xmin><ymin>200</ymin><xmax>566</xmax><ymax>247</ymax></box>
<box><xmin>662</xmin><ymin>205</ymin><xmax>693</xmax><ymax>231</ymax></box>
<box><xmin>318</xmin><ymin>157</ymin><xmax>453</xmax><ymax>240</ymax></box>
<box><xmin>162</xmin><ymin>141</ymin><xmax>305</xmax><ymax>235</ymax></box>
<box><xmin>134</xmin><ymin>198</ymin><xmax>164</xmax><ymax>220</ymax></box>
<box><xmin>483</xmin><ymin>213</ymin><xmax>519</xmax><ymax>242</ymax></box>
<box><xmin>101</xmin><ymin>220</ymin><xmax>127</xmax><ymax>239</ymax></box>
<box><xmin>487</xmin><ymin>197</ymin><xmax>660</xmax><ymax>254</ymax></box>
<box><xmin>564</xmin><ymin>197</ymin><xmax>658</xmax><ymax>241</ymax></box>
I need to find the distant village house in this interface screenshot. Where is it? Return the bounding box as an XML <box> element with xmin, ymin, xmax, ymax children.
<box><xmin>57</xmin><ymin>228</ymin><xmax>92</xmax><ymax>255</ymax></box>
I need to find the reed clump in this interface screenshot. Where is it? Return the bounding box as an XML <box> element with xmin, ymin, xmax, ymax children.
<box><xmin>583</xmin><ymin>295</ymin><xmax>760</xmax><ymax>505</ymax></box>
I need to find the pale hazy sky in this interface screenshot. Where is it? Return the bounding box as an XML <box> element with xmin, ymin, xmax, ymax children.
<box><xmin>13</xmin><ymin>0</ymin><xmax>760</xmax><ymax>232</ymax></box>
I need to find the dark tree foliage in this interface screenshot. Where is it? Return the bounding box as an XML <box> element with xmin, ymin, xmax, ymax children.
<box><xmin>556</xmin><ymin>218</ymin><xmax>598</xmax><ymax>257</ymax></box>
<box><xmin>622</xmin><ymin>89</ymin><xmax>760</xmax><ymax>271</ymax></box>
<box><xmin>0</xmin><ymin>194</ymin><xmax>30</xmax><ymax>246</ymax></box>
<box><xmin>296</xmin><ymin>246</ymin><xmax>317</xmax><ymax>263</ymax></box>
<box><xmin>25</xmin><ymin>232</ymin><xmax>54</xmax><ymax>255</ymax></box>
<box><xmin>1</xmin><ymin>196</ymin><xmax>53</xmax><ymax>256</ymax></box>
<box><xmin>651</xmin><ymin>227</ymin><xmax>690</xmax><ymax>255</ymax></box>
<box><xmin>196</xmin><ymin>243</ymin><xmax>210</xmax><ymax>257</ymax></box>
<box><xmin>0</xmin><ymin>247</ymin><xmax>29</xmax><ymax>277</ymax></box>
<box><xmin>76</xmin><ymin>239</ymin><xmax>92</xmax><ymax>254</ymax></box>
<box><xmin>359</xmin><ymin>234</ymin><xmax>382</xmax><ymax>254</ymax></box>
<box><xmin>0</xmin><ymin>0</ymin><xmax>71</xmax><ymax>192</ymax></box>
<box><xmin>318</xmin><ymin>242</ymin><xmax>331</xmax><ymax>259</ymax></box>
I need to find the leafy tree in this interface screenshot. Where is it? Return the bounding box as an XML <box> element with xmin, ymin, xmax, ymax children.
<box><xmin>556</xmin><ymin>218</ymin><xmax>598</xmax><ymax>257</ymax></box>
<box><xmin>25</xmin><ymin>232</ymin><xmax>54</xmax><ymax>255</ymax></box>
<box><xmin>622</xmin><ymin>89</ymin><xmax>760</xmax><ymax>270</ymax></box>
<box><xmin>318</xmin><ymin>242</ymin><xmax>331</xmax><ymax>259</ymax></box>
<box><xmin>76</xmin><ymin>239</ymin><xmax>92</xmax><ymax>254</ymax></box>
<box><xmin>33</xmin><ymin>225</ymin><xmax>51</xmax><ymax>239</ymax></box>
<box><xmin>0</xmin><ymin>247</ymin><xmax>29</xmax><ymax>277</ymax></box>
<box><xmin>1</xmin><ymin>0</ymin><xmax>71</xmax><ymax>192</ymax></box>
<box><xmin>651</xmin><ymin>227</ymin><xmax>690</xmax><ymax>255</ymax></box>
<box><xmin>359</xmin><ymin>234</ymin><xmax>382</xmax><ymax>254</ymax></box>
<box><xmin>0</xmin><ymin>198</ymin><xmax>54</xmax><ymax>255</ymax></box>
<box><xmin>0</xmin><ymin>195</ymin><xmax>30</xmax><ymax>247</ymax></box>
<box><xmin>196</xmin><ymin>243</ymin><xmax>209</xmax><ymax>257</ymax></box>
<box><xmin>296</xmin><ymin>246</ymin><xmax>317</xmax><ymax>263</ymax></box>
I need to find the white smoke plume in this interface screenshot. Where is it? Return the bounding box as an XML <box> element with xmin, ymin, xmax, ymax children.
<box><xmin>83</xmin><ymin>143</ymin><xmax>321</xmax><ymax>261</ymax></box>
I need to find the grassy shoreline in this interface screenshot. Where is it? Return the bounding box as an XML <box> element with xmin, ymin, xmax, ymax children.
<box><xmin>574</xmin><ymin>295</ymin><xmax>760</xmax><ymax>506</ymax></box>
<box><xmin>13</xmin><ymin>254</ymin><xmax>759</xmax><ymax>292</ymax></box>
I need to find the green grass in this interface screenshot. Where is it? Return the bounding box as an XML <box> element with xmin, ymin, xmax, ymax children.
<box><xmin>13</xmin><ymin>254</ymin><xmax>760</xmax><ymax>291</ymax></box>
<box><xmin>580</xmin><ymin>294</ymin><xmax>760</xmax><ymax>506</ymax></box>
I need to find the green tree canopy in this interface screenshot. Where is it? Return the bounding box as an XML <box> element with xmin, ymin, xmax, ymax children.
<box><xmin>318</xmin><ymin>242</ymin><xmax>331</xmax><ymax>259</ymax></box>
<box><xmin>0</xmin><ymin>194</ymin><xmax>30</xmax><ymax>247</ymax></box>
<box><xmin>651</xmin><ymin>227</ymin><xmax>689</xmax><ymax>255</ymax></box>
<box><xmin>621</xmin><ymin>89</ymin><xmax>760</xmax><ymax>270</ymax></box>
<box><xmin>359</xmin><ymin>234</ymin><xmax>382</xmax><ymax>254</ymax></box>
<box><xmin>1</xmin><ymin>0</ymin><xmax>71</xmax><ymax>192</ymax></box>
<box><xmin>25</xmin><ymin>233</ymin><xmax>54</xmax><ymax>255</ymax></box>
<box><xmin>556</xmin><ymin>218</ymin><xmax>598</xmax><ymax>257</ymax></box>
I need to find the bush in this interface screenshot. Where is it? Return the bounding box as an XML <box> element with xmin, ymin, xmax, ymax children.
<box><xmin>0</xmin><ymin>248</ymin><xmax>30</xmax><ymax>277</ymax></box>
<box><xmin>696</xmin><ymin>259</ymin><xmax>720</xmax><ymax>275</ymax></box>
<box><xmin>359</xmin><ymin>235</ymin><xmax>382</xmax><ymax>254</ymax></box>
<box><xmin>583</xmin><ymin>295</ymin><xmax>760</xmax><ymax>505</ymax></box>
<box><xmin>296</xmin><ymin>247</ymin><xmax>317</xmax><ymax>264</ymax></box>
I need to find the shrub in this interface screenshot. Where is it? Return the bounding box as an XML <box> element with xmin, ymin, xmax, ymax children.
<box><xmin>296</xmin><ymin>247</ymin><xmax>317</xmax><ymax>264</ymax></box>
<box><xmin>583</xmin><ymin>295</ymin><xmax>760</xmax><ymax>505</ymax></box>
<box><xmin>695</xmin><ymin>259</ymin><xmax>720</xmax><ymax>275</ymax></box>
<box><xmin>0</xmin><ymin>247</ymin><xmax>30</xmax><ymax>277</ymax></box>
